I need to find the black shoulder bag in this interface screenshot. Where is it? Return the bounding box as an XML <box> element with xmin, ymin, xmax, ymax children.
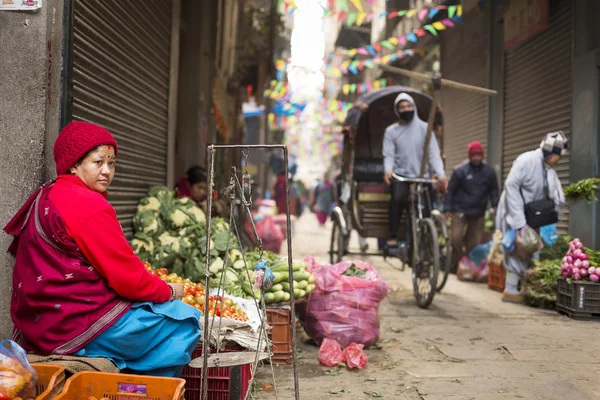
<box><xmin>521</xmin><ymin>161</ymin><xmax>558</xmax><ymax>229</ymax></box>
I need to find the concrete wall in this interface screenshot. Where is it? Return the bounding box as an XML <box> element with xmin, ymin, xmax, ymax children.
<box><xmin>570</xmin><ymin>0</ymin><xmax>600</xmax><ymax>249</ymax></box>
<box><xmin>0</xmin><ymin>0</ymin><xmax>65</xmax><ymax>338</ymax></box>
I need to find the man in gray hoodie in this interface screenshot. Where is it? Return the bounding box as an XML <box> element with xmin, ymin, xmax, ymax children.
<box><xmin>383</xmin><ymin>93</ymin><xmax>446</xmax><ymax>248</ymax></box>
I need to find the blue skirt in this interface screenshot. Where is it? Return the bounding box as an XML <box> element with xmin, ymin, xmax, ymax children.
<box><xmin>74</xmin><ymin>301</ymin><xmax>202</xmax><ymax>377</ymax></box>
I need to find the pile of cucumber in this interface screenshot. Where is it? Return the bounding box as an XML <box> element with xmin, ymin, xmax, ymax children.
<box><xmin>241</xmin><ymin>259</ymin><xmax>316</xmax><ymax>304</ymax></box>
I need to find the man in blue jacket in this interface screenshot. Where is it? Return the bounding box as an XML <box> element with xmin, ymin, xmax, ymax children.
<box><xmin>444</xmin><ymin>141</ymin><xmax>499</xmax><ymax>270</ymax></box>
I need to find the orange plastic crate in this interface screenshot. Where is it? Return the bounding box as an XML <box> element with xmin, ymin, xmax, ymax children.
<box><xmin>266</xmin><ymin>307</ymin><xmax>293</xmax><ymax>365</ymax></box>
<box><xmin>488</xmin><ymin>262</ymin><xmax>506</xmax><ymax>292</ymax></box>
<box><xmin>33</xmin><ymin>364</ymin><xmax>66</xmax><ymax>400</ymax></box>
<box><xmin>53</xmin><ymin>372</ymin><xmax>185</xmax><ymax>400</ymax></box>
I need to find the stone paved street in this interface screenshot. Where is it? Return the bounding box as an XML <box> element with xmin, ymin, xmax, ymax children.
<box><xmin>255</xmin><ymin>214</ymin><xmax>600</xmax><ymax>400</ymax></box>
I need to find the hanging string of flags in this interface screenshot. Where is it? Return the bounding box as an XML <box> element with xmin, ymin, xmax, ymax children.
<box><xmin>332</xmin><ymin>14</ymin><xmax>460</xmax><ymax>58</ymax></box>
<box><xmin>327</xmin><ymin>48</ymin><xmax>425</xmax><ymax>75</ymax></box>
<box><xmin>325</xmin><ymin>4</ymin><xmax>461</xmax><ymax>27</ymax></box>
<box><xmin>342</xmin><ymin>78</ymin><xmax>388</xmax><ymax>95</ymax></box>
<box><xmin>264</xmin><ymin>80</ymin><xmax>289</xmax><ymax>100</ymax></box>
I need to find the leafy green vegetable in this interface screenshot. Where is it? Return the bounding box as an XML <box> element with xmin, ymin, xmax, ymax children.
<box><xmin>539</xmin><ymin>234</ymin><xmax>572</xmax><ymax>261</ymax></box>
<box><xmin>563</xmin><ymin>178</ymin><xmax>600</xmax><ymax>204</ymax></box>
<box><xmin>523</xmin><ymin>259</ymin><xmax>561</xmax><ymax>309</ymax></box>
<box><xmin>343</xmin><ymin>263</ymin><xmax>366</xmax><ymax>278</ymax></box>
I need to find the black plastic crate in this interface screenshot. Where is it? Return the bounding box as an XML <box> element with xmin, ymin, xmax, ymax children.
<box><xmin>556</xmin><ymin>277</ymin><xmax>600</xmax><ymax>320</ymax></box>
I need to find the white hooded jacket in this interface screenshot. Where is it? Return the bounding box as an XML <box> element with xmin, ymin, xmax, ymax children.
<box><xmin>382</xmin><ymin>93</ymin><xmax>445</xmax><ymax>179</ymax></box>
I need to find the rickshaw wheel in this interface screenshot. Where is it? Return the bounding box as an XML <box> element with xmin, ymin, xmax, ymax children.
<box><xmin>412</xmin><ymin>218</ymin><xmax>440</xmax><ymax>309</ymax></box>
<box><xmin>432</xmin><ymin>211</ymin><xmax>452</xmax><ymax>292</ymax></box>
<box><xmin>330</xmin><ymin>219</ymin><xmax>345</xmax><ymax>264</ymax></box>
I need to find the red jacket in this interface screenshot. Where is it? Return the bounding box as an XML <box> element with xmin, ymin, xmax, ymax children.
<box><xmin>5</xmin><ymin>175</ymin><xmax>170</xmax><ymax>355</ymax></box>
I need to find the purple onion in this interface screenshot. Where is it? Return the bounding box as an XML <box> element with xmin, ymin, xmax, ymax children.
<box><xmin>590</xmin><ymin>274</ymin><xmax>600</xmax><ymax>283</ymax></box>
<box><xmin>574</xmin><ymin>259</ymin><xmax>582</xmax><ymax>268</ymax></box>
<box><xmin>574</xmin><ymin>249</ymin><xmax>583</xmax><ymax>258</ymax></box>
<box><xmin>574</xmin><ymin>273</ymin><xmax>582</xmax><ymax>280</ymax></box>
<box><xmin>562</xmin><ymin>270</ymin><xmax>570</xmax><ymax>278</ymax></box>
<box><xmin>582</xmin><ymin>260</ymin><xmax>590</xmax><ymax>269</ymax></box>
<box><xmin>573</xmin><ymin>267</ymin><xmax>580</xmax><ymax>275</ymax></box>
<box><xmin>581</xmin><ymin>268</ymin><xmax>589</xmax><ymax>277</ymax></box>
<box><xmin>589</xmin><ymin>266</ymin><xmax>596</xmax><ymax>275</ymax></box>
<box><xmin>567</xmin><ymin>256</ymin><xmax>573</xmax><ymax>264</ymax></box>
<box><xmin>580</xmin><ymin>253</ymin><xmax>589</xmax><ymax>261</ymax></box>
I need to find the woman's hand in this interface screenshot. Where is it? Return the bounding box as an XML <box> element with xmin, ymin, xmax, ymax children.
<box><xmin>168</xmin><ymin>283</ymin><xmax>185</xmax><ymax>301</ymax></box>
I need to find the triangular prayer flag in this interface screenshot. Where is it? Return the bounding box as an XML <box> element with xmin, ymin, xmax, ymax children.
<box><xmin>357</xmin><ymin>48</ymin><xmax>370</xmax><ymax>55</ymax></box>
<box><xmin>347</xmin><ymin>12</ymin><xmax>357</xmax><ymax>26</ymax></box>
<box><xmin>373</xmin><ymin>80</ymin><xmax>380</xmax><ymax>89</ymax></box>
<box><xmin>387</xmin><ymin>11</ymin><xmax>399</xmax><ymax>19</ymax></box>
<box><xmin>381</xmin><ymin>79</ymin><xmax>387</xmax><ymax>88</ymax></box>
<box><xmin>343</xmin><ymin>84</ymin><xmax>350</xmax><ymax>95</ymax></box>
<box><xmin>367</xmin><ymin>82</ymin><xmax>373</xmax><ymax>91</ymax></box>
<box><xmin>416</xmin><ymin>28</ymin><xmax>426</xmax><ymax>36</ymax></box>
<box><xmin>429</xmin><ymin>9</ymin><xmax>439</xmax><ymax>19</ymax></box>
<box><xmin>350</xmin><ymin>84</ymin><xmax>357</xmax><ymax>93</ymax></box>
<box><xmin>398</xmin><ymin>10</ymin><xmax>408</xmax><ymax>17</ymax></box>
<box><xmin>418</xmin><ymin>9</ymin><xmax>428</xmax><ymax>21</ymax></box>
<box><xmin>358</xmin><ymin>60</ymin><xmax>366</xmax><ymax>69</ymax></box>
<box><xmin>389</xmin><ymin>37</ymin><xmax>399</xmax><ymax>45</ymax></box>
<box><xmin>350</xmin><ymin>0</ymin><xmax>363</xmax><ymax>12</ymax></box>
<box><xmin>407</xmin><ymin>32</ymin><xmax>417</xmax><ymax>42</ymax></box>
<box><xmin>337</xmin><ymin>0</ymin><xmax>349</xmax><ymax>13</ymax></box>
<box><xmin>448</xmin><ymin>5</ymin><xmax>456</xmax><ymax>19</ymax></box>
<box><xmin>381</xmin><ymin>40</ymin><xmax>394</xmax><ymax>49</ymax></box>
<box><xmin>373</xmin><ymin>56</ymin><xmax>381</xmax><ymax>63</ymax></box>
<box><xmin>379</xmin><ymin>12</ymin><xmax>388</xmax><ymax>19</ymax></box>
<box><xmin>365</xmin><ymin>60</ymin><xmax>374</xmax><ymax>69</ymax></box>
<box><xmin>432</xmin><ymin>21</ymin><xmax>446</xmax><ymax>30</ymax></box>
<box><xmin>457</xmin><ymin>5</ymin><xmax>463</xmax><ymax>16</ymax></box>
<box><xmin>407</xmin><ymin>8</ymin><xmax>418</xmax><ymax>18</ymax></box>
<box><xmin>357</xmin><ymin>12</ymin><xmax>368</xmax><ymax>26</ymax></box>
<box><xmin>348</xmin><ymin>49</ymin><xmax>358</xmax><ymax>57</ymax></box>
<box><xmin>277</xmin><ymin>0</ymin><xmax>284</xmax><ymax>12</ymax></box>
<box><xmin>365</xmin><ymin>45</ymin><xmax>376</xmax><ymax>56</ymax></box>
<box><xmin>288</xmin><ymin>0</ymin><xmax>298</xmax><ymax>9</ymax></box>
<box><xmin>424</xmin><ymin>25</ymin><xmax>438</xmax><ymax>36</ymax></box>
<box><xmin>442</xmin><ymin>18</ymin><xmax>455</xmax><ymax>27</ymax></box>
<box><xmin>373</xmin><ymin>43</ymin><xmax>382</xmax><ymax>51</ymax></box>
<box><xmin>337</xmin><ymin>11</ymin><xmax>346</xmax><ymax>22</ymax></box>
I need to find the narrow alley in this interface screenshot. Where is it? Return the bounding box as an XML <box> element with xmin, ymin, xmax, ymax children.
<box><xmin>256</xmin><ymin>214</ymin><xmax>600</xmax><ymax>400</ymax></box>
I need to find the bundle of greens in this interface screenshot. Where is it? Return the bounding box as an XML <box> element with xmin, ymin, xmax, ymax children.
<box><xmin>523</xmin><ymin>259</ymin><xmax>561</xmax><ymax>309</ymax></box>
<box><xmin>343</xmin><ymin>263</ymin><xmax>366</xmax><ymax>278</ymax></box>
<box><xmin>539</xmin><ymin>234</ymin><xmax>572</xmax><ymax>261</ymax></box>
<box><xmin>563</xmin><ymin>178</ymin><xmax>600</xmax><ymax>204</ymax></box>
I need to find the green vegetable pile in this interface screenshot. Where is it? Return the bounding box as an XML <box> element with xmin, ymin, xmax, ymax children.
<box><xmin>131</xmin><ymin>186</ymin><xmax>239</xmax><ymax>285</ymax></box>
<box><xmin>563</xmin><ymin>178</ymin><xmax>600</xmax><ymax>204</ymax></box>
<box><xmin>539</xmin><ymin>234</ymin><xmax>572</xmax><ymax>261</ymax></box>
<box><xmin>240</xmin><ymin>255</ymin><xmax>316</xmax><ymax>304</ymax></box>
<box><xmin>343</xmin><ymin>263</ymin><xmax>366</xmax><ymax>278</ymax></box>
<box><xmin>484</xmin><ymin>210</ymin><xmax>495</xmax><ymax>232</ymax></box>
<box><xmin>523</xmin><ymin>259</ymin><xmax>561</xmax><ymax>309</ymax></box>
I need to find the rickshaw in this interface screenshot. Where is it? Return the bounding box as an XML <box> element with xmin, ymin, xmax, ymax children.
<box><xmin>330</xmin><ymin>86</ymin><xmax>451</xmax><ymax>309</ymax></box>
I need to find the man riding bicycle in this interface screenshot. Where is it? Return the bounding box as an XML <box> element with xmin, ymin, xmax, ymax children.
<box><xmin>382</xmin><ymin>93</ymin><xmax>447</xmax><ymax>251</ymax></box>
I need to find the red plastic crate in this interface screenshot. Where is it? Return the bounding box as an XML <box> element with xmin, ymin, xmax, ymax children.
<box><xmin>488</xmin><ymin>261</ymin><xmax>505</xmax><ymax>292</ymax></box>
<box><xmin>182</xmin><ymin>346</ymin><xmax>253</xmax><ymax>400</ymax></box>
<box><xmin>266</xmin><ymin>307</ymin><xmax>293</xmax><ymax>365</ymax></box>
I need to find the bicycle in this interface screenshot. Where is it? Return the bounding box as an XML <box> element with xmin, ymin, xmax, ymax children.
<box><xmin>392</xmin><ymin>173</ymin><xmax>440</xmax><ymax>309</ymax></box>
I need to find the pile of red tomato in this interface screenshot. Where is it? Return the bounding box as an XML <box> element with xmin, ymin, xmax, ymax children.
<box><xmin>143</xmin><ymin>262</ymin><xmax>248</xmax><ymax>322</ymax></box>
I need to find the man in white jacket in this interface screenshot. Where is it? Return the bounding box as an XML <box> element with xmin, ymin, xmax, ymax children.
<box><xmin>495</xmin><ymin>131</ymin><xmax>568</xmax><ymax>302</ymax></box>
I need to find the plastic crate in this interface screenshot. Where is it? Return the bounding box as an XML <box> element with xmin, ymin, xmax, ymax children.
<box><xmin>53</xmin><ymin>372</ymin><xmax>185</xmax><ymax>400</ymax></box>
<box><xmin>182</xmin><ymin>346</ymin><xmax>253</xmax><ymax>400</ymax></box>
<box><xmin>266</xmin><ymin>307</ymin><xmax>293</xmax><ymax>365</ymax></box>
<box><xmin>556</xmin><ymin>278</ymin><xmax>600</xmax><ymax>319</ymax></box>
<box><xmin>488</xmin><ymin>261</ymin><xmax>505</xmax><ymax>292</ymax></box>
<box><xmin>33</xmin><ymin>364</ymin><xmax>66</xmax><ymax>400</ymax></box>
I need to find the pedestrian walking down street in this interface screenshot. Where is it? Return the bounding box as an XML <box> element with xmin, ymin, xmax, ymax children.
<box><xmin>312</xmin><ymin>173</ymin><xmax>336</xmax><ymax>227</ymax></box>
<box><xmin>444</xmin><ymin>141</ymin><xmax>499</xmax><ymax>270</ymax></box>
<box><xmin>495</xmin><ymin>132</ymin><xmax>568</xmax><ymax>303</ymax></box>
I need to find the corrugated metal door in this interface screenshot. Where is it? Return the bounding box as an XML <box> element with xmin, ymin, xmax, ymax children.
<box><xmin>503</xmin><ymin>0</ymin><xmax>573</xmax><ymax>233</ymax></box>
<box><xmin>440</xmin><ymin>10</ymin><xmax>489</xmax><ymax>174</ymax></box>
<box><xmin>72</xmin><ymin>1</ymin><xmax>172</xmax><ymax>236</ymax></box>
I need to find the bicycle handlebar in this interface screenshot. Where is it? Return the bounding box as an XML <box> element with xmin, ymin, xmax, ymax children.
<box><xmin>391</xmin><ymin>173</ymin><xmax>438</xmax><ymax>184</ymax></box>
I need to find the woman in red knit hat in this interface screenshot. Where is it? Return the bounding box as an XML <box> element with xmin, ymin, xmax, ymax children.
<box><xmin>4</xmin><ymin>121</ymin><xmax>201</xmax><ymax>377</ymax></box>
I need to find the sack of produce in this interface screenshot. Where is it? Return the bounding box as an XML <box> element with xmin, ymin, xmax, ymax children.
<box><xmin>488</xmin><ymin>230</ymin><xmax>504</xmax><ymax>266</ymax></box>
<box><xmin>302</xmin><ymin>258</ymin><xmax>389</xmax><ymax>348</ymax></box>
<box><xmin>318</xmin><ymin>338</ymin><xmax>344</xmax><ymax>367</ymax></box>
<box><xmin>255</xmin><ymin>216</ymin><xmax>284</xmax><ymax>254</ymax></box>
<box><xmin>457</xmin><ymin>256</ymin><xmax>477</xmax><ymax>282</ymax></box>
<box><xmin>342</xmin><ymin>343</ymin><xmax>368</xmax><ymax>370</ymax></box>
<box><xmin>0</xmin><ymin>340</ymin><xmax>38</xmax><ymax>400</ymax></box>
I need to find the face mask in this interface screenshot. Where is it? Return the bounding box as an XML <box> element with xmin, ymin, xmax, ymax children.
<box><xmin>398</xmin><ymin>110</ymin><xmax>414</xmax><ymax>122</ymax></box>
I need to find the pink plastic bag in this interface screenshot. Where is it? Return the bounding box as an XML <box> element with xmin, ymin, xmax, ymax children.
<box><xmin>318</xmin><ymin>338</ymin><xmax>344</xmax><ymax>367</ymax></box>
<box><xmin>457</xmin><ymin>256</ymin><xmax>477</xmax><ymax>282</ymax></box>
<box><xmin>342</xmin><ymin>343</ymin><xmax>368</xmax><ymax>370</ymax></box>
<box><xmin>255</xmin><ymin>216</ymin><xmax>284</xmax><ymax>253</ymax></box>
<box><xmin>301</xmin><ymin>257</ymin><xmax>389</xmax><ymax>348</ymax></box>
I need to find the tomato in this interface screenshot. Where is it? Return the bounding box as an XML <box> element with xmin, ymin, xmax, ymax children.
<box><xmin>187</xmin><ymin>287</ymin><xmax>197</xmax><ymax>296</ymax></box>
<box><xmin>86</xmin><ymin>397</ymin><xmax>98</xmax><ymax>400</ymax></box>
<box><xmin>224</xmin><ymin>298</ymin><xmax>233</xmax><ymax>307</ymax></box>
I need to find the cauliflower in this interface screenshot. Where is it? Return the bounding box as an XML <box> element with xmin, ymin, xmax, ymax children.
<box><xmin>134</xmin><ymin>210</ymin><xmax>163</xmax><ymax>236</ymax></box>
<box><xmin>168</xmin><ymin>208</ymin><xmax>191</xmax><ymax>229</ymax></box>
<box><xmin>174</xmin><ymin>196</ymin><xmax>194</xmax><ymax>208</ymax></box>
<box><xmin>158</xmin><ymin>232</ymin><xmax>181</xmax><ymax>253</ymax></box>
<box><xmin>186</xmin><ymin>206</ymin><xmax>206</xmax><ymax>224</ymax></box>
<box><xmin>137</xmin><ymin>196</ymin><xmax>161</xmax><ymax>212</ymax></box>
<box><xmin>130</xmin><ymin>233</ymin><xmax>155</xmax><ymax>255</ymax></box>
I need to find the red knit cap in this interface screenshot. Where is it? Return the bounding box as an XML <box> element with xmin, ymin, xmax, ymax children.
<box><xmin>54</xmin><ymin>121</ymin><xmax>118</xmax><ymax>175</ymax></box>
<box><xmin>467</xmin><ymin>141</ymin><xmax>484</xmax><ymax>156</ymax></box>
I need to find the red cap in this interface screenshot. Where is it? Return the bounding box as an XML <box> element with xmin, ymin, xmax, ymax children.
<box><xmin>467</xmin><ymin>141</ymin><xmax>484</xmax><ymax>156</ymax></box>
<box><xmin>54</xmin><ymin>122</ymin><xmax>118</xmax><ymax>175</ymax></box>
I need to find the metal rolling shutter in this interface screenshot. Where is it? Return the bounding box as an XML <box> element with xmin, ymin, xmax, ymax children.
<box><xmin>72</xmin><ymin>1</ymin><xmax>172</xmax><ymax>237</ymax></box>
<box><xmin>440</xmin><ymin>10</ymin><xmax>489</xmax><ymax>174</ymax></box>
<box><xmin>503</xmin><ymin>0</ymin><xmax>573</xmax><ymax>233</ymax></box>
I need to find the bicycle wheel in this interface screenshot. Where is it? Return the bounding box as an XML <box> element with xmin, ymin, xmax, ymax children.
<box><xmin>411</xmin><ymin>218</ymin><xmax>440</xmax><ymax>309</ymax></box>
<box><xmin>432</xmin><ymin>211</ymin><xmax>452</xmax><ymax>292</ymax></box>
<box><xmin>329</xmin><ymin>219</ymin><xmax>345</xmax><ymax>264</ymax></box>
